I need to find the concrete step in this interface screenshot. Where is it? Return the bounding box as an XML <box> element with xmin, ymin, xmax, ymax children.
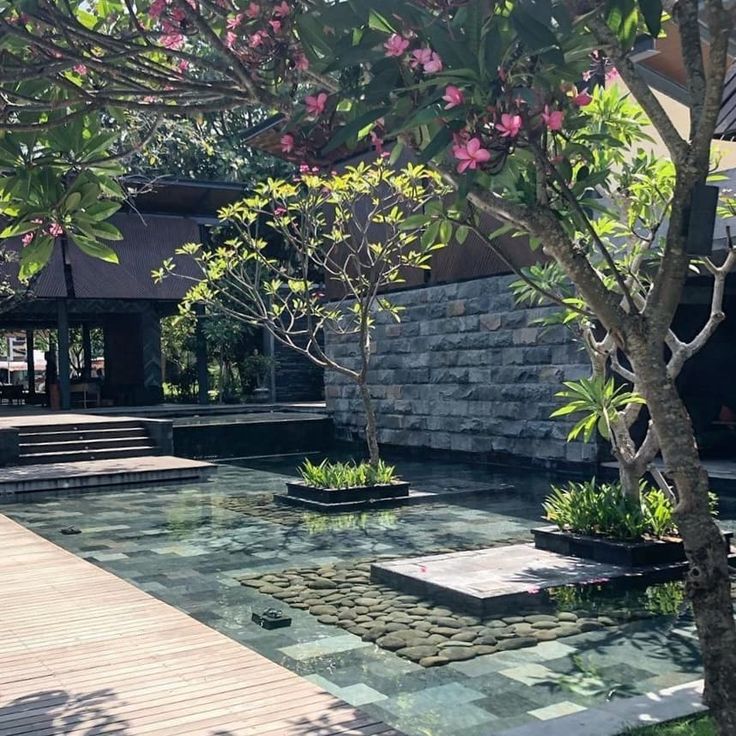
<box><xmin>19</xmin><ymin>436</ymin><xmax>150</xmax><ymax>455</ymax></box>
<box><xmin>17</xmin><ymin>427</ymin><xmax>149</xmax><ymax>443</ymax></box>
<box><xmin>18</xmin><ymin>446</ymin><xmax>159</xmax><ymax>465</ymax></box>
<box><xmin>0</xmin><ymin>455</ymin><xmax>217</xmax><ymax>494</ymax></box>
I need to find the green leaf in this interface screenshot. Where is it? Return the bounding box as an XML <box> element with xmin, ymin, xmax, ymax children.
<box><xmin>367</xmin><ymin>9</ymin><xmax>396</xmax><ymax>33</ymax></box>
<box><xmin>73</xmin><ymin>235</ymin><xmax>120</xmax><ymax>263</ymax></box>
<box><xmin>19</xmin><ymin>235</ymin><xmax>54</xmax><ymax>281</ymax></box>
<box><xmin>85</xmin><ymin>200</ymin><xmax>122</xmax><ymax>221</ymax></box>
<box><xmin>322</xmin><ymin>107</ymin><xmax>389</xmax><ymax>153</ymax></box>
<box><xmin>456</xmin><ymin>225</ymin><xmax>469</xmax><ymax>244</ymax></box>
<box><xmin>419</xmin><ymin>126</ymin><xmax>452</xmax><ymax>163</ymax></box>
<box><xmin>0</xmin><ymin>219</ymin><xmax>38</xmax><ymax>238</ymax></box>
<box><xmin>87</xmin><ymin>221</ymin><xmax>123</xmax><ymax>241</ymax></box>
<box><xmin>421</xmin><ymin>220</ymin><xmax>440</xmax><ymax>249</ymax></box>
<box><xmin>638</xmin><ymin>0</ymin><xmax>662</xmax><ymax>37</ymax></box>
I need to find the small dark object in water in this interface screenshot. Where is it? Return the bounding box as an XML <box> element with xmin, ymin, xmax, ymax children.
<box><xmin>60</xmin><ymin>527</ymin><xmax>81</xmax><ymax>535</ymax></box>
<box><xmin>252</xmin><ymin>607</ymin><xmax>291</xmax><ymax>629</ymax></box>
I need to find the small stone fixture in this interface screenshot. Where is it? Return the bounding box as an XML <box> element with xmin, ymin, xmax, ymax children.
<box><xmin>238</xmin><ymin>543</ymin><xmax>640</xmax><ymax>668</ymax></box>
<box><xmin>251</xmin><ymin>607</ymin><xmax>292</xmax><ymax>629</ymax></box>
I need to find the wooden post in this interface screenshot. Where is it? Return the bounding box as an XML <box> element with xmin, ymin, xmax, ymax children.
<box><xmin>25</xmin><ymin>329</ymin><xmax>35</xmax><ymax>400</ymax></box>
<box><xmin>82</xmin><ymin>324</ymin><xmax>92</xmax><ymax>379</ymax></box>
<box><xmin>195</xmin><ymin>303</ymin><xmax>208</xmax><ymax>405</ymax></box>
<box><xmin>57</xmin><ymin>300</ymin><xmax>71</xmax><ymax>411</ymax></box>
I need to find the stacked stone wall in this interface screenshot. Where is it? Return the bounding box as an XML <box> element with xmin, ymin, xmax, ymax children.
<box><xmin>325</xmin><ymin>275</ymin><xmax>596</xmax><ymax>467</ymax></box>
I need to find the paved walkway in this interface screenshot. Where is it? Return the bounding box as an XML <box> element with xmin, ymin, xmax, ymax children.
<box><xmin>0</xmin><ymin>515</ymin><xmax>400</xmax><ymax>735</ymax></box>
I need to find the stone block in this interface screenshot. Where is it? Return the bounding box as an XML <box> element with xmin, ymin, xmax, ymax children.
<box><xmin>513</xmin><ymin>327</ymin><xmax>540</xmax><ymax>345</ymax></box>
<box><xmin>479</xmin><ymin>313</ymin><xmax>502</xmax><ymax>331</ymax></box>
<box><xmin>446</xmin><ymin>300</ymin><xmax>466</xmax><ymax>317</ymax></box>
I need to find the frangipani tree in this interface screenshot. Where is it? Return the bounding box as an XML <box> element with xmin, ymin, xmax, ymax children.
<box><xmin>3</xmin><ymin>0</ymin><xmax>736</xmax><ymax>728</ymax></box>
<box><xmin>507</xmin><ymin>86</ymin><xmax>736</xmax><ymax>503</ymax></box>
<box><xmin>155</xmin><ymin>159</ymin><xmax>450</xmax><ymax>466</ymax></box>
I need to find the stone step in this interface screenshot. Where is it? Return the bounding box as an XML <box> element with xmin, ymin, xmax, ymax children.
<box><xmin>18</xmin><ymin>419</ymin><xmax>146</xmax><ymax>435</ymax></box>
<box><xmin>18</xmin><ymin>426</ymin><xmax>149</xmax><ymax>443</ymax></box>
<box><xmin>19</xmin><ymin>435</ymin><xmax>150</xmax><ymax>455</ymax></box>
<box><xmin>18</xmin><ymin>446</ymin><xmax>159</xmax><ymax>465</ymax></box>
<box><xmin>0</xmin><ymin>455</ymin><xmax>217</xmax><ymax>494</ymax></box>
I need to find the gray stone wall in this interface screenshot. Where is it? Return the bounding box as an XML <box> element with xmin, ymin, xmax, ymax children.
<box><xmin>324</xmin><ymin>274</ymin><xmax>596</xmax><ymax>467</ymax></box>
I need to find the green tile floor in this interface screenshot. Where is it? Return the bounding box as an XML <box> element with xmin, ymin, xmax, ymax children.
<box><xmin>3</xmin><ymin>457</ymin><xmax>729</xmax><ymax>736</ymax></box>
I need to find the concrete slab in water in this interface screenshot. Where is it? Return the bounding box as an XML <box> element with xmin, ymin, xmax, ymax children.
<box><xmin>371</xmin><ymin>544</ymin><xmax>678</xmax><ymax>616</ymax></box>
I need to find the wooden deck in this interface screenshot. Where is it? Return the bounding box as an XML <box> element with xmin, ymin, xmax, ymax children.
<box><xmin>0</xmin><ymin>516</ymin><xmax>401</xmax><ymax>735</ymax></box>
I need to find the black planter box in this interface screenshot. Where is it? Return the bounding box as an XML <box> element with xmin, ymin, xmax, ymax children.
<box><xmin>533</xmin><ymin>526</ymin><xmax>734</xmax><ymax>568</ymax></box>
<box><xmin>285</xmin><ymin>480</ymin><xmax>410</xmax><ymax>505</ymax></box>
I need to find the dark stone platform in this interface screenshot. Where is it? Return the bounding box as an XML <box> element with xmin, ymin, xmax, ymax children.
<box><xmin>371</xmin><ymin>544</ymin><xmax>689</xmax><ymax>616</ymax></box>
<box><xmin>533</xmin><ymin>526</ymin><xmax>734</xmax><ymax>567</ymax></box>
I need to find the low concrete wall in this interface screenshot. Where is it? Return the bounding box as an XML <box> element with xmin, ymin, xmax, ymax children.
<box><xmin>325</xmin><ymin>274</ymin><xmax>596</xmax><ymax>469</ymax></box>
<box><xmin>0</xmin><ymin>427</ymin><xmax>19</xmax><ymax>466</ymax></box>
<box><xmin>140</xmin><ymin>418</ymin><xmax>174</xmax><ymax>455</ymax></box>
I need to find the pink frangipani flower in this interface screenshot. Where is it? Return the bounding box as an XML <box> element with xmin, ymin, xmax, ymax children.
<box><xmin>370</xmin><ymin>130</ymin><xmax>384</xmax><ymax>154</ymax></box>
<box><xmin>410</xmin><ymin>47</ymin><xmax>442</xmax><ymax>74</ymax></box>
<box><xmin>442</xmin><ymin>85</ymin><xmax>464</xmax><ymax>109</ymax></box>
<box><xmin>453</xmin><ymin>137</ymin><xmax>491</xmax><ymax>173</ymax></box>
<box><xmin>541</xmin><ymin>105</ymin><xmax>564</xmax><ymax>132</ymax></box>
<box><xmin>496</xmin><ymin>113</ymin><xmax>522</xmax><ymax>138</ymax></box>
<box><xmin>280</xmin><ymin>133</ymin><xmax>295</xmax><ymax>153</ymax></box>
<box><xmin>384</xmin><ymin>33</ymin><xmax>410</xmax><ymax>58</ymax></box>
<box><xmin>245</xmin><ymin>2</ymin><xmax>260</xmax><ymax>18</ymax></box>
<box><xmin>571</xmin><ymin>88</ymin><xmax>593</xmax><ymax>107</ymax></box>
<box><xmin>249</xmin><ymin>31</ymin><xmax>265</xmax><ymax>47</ymax></box>
<box><xmin>21</xmin><ymin>232</ymin><xmax>34</xmax><ymax>247</ymax></box>
<box><xmin>73</xmin><ymin>64</ymin><xmax>87</xmax><ymax>76</ymax></box>
<box><xmin>227</xmin><ymin>13</ymin><xmax>244</xmax><ymax>30</ymax></box>
<box><xmin>48</xmin><ymin>222</ymin><xmax>64</xmax><ymax>237</ymax></box>
<box><xmin>161</xmin><ymin>33</ymin><xmax>184</xmax><ymax>50</ymax></box>
<box><xmin>269</xmin><ymin>19</ymin><xmax>282</xmax><ymax>33</ymax></box>
<box><xmin>294</xmin><ymin>53</ymin><xmax>309</xmax><ymax>71</ymax></box>
<box><xmin>304</xmin><ymin>92</ymin><xmax>328</xmax><ymax>117</ymax></box>
<box><xmin>273</xmin><ymin>1</ymin><xmax>290</xmax><ymax>17</ymax></box>
<box><xmin>149</xmin><ymin>0</ymin><xmax>167</xmax><ymax>18</ymax></box>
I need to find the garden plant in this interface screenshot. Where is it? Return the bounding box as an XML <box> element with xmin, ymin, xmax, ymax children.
<box><xmin>155</xmin><ymin>158</ymin><xmax>449</xmax><ymax>470</ymax></box>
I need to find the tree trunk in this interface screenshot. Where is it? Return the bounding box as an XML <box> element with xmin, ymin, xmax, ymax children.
<box><xmin>358</xmin><ymin>380</ymin><xmax>380</xmax><ymax>468</ymax></box>
<box><xmin>618</xmin><ymin>461</ymin><xmax>641</xmax><ymax>502</ymax></box>
<box><xmin>629</xmin><ymin>338</ymin><xmax>736</xmax><ymax>734</ymax></box>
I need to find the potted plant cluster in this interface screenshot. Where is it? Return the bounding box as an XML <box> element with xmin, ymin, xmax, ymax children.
<box><xmin>534</xmin><ymin>479</ymin><xmax>732</xmax><ymax>568</ymax></box>
<box><xmin>241</xmin><ymin>350</ymin><xmax>276</xmax><ymax>403</ymax></box>
<box><xmin>281</xmin><ymin>458</ymin><xmax>410</xmax><ymax>511</ymax></box>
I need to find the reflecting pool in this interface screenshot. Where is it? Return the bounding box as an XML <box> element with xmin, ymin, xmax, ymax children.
<box><xmin>3</xmin><ymin>457</ymin><xmax>730</xmax><ymax>736</ymax></box>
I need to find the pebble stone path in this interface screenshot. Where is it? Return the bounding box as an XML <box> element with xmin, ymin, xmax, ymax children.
<box><xmin>239</xmin><ymin>551</ymin><xmax>633</xmax><ymax>668</ymax></box>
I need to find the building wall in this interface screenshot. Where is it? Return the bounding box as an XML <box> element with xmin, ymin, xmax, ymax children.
<box><xmin>324</xmin><ymin>274</ymin><xmax>597</xmax><ymax>468</ymax></box>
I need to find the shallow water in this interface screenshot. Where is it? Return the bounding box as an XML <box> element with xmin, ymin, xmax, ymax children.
<box><xmin>3</xmin><ymin>457</ymin><xmax>729</xmax><ymax>736</ymax></box>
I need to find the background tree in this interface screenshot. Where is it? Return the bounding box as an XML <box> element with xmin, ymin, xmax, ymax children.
<box><xmin>128</xmin><ymin>109</ymin><xmax>293</xmax><ymax>182</ymax></box>
<box><xmin>155</xmin><ymin>159</ymin><xmax>450</xmax><ymax>466</ymax></box>
<box><xmin>2</xmin><ymin>0</ymin><xmax>736</xmax><ymax>729</ymax></box>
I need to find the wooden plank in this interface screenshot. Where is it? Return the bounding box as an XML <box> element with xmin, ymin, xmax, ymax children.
<box><xmin>0</xmin><ymin>516</ymin><xmax>401</xmax><ymax>736</ymax></box>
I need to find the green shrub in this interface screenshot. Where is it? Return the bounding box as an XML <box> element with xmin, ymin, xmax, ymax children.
<box><xmin>544</xmin><ymin>480</ymin><xmax>719</xmax><ymax>541</ymax></box>
<box><xmin>543</xmin><ymin>479</ymin><xmax>674</xmax><ymax>540</ymax></box>
<box><xmin>299</xmin><ymin>458</ymin><xmax>397</xmax><ymax>489</ymax></box>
